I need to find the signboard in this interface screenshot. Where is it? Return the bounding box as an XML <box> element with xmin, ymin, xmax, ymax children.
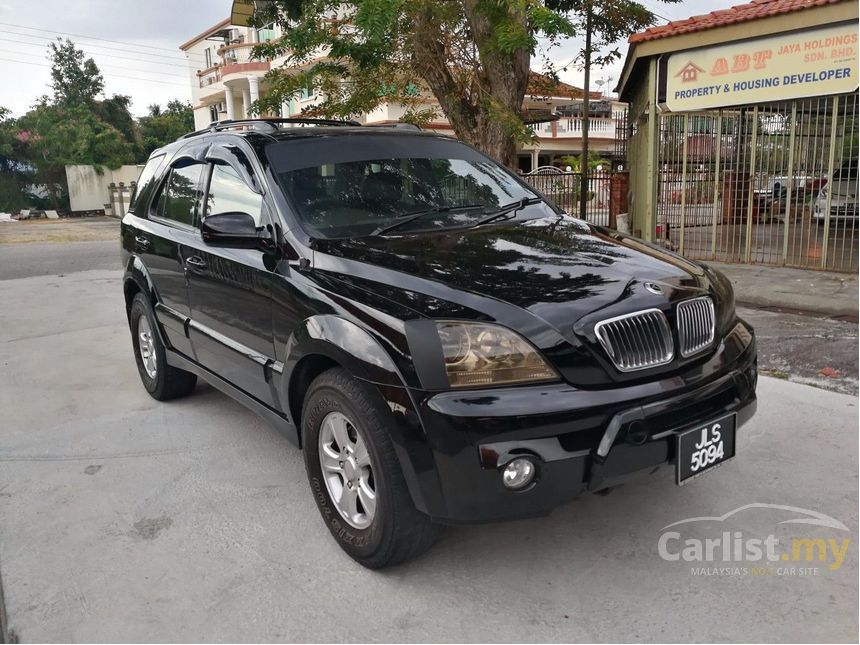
<box><xmin>665</xmin><ymin>22</ymin><xmax>858</xmax><ymax>111</ymax></box>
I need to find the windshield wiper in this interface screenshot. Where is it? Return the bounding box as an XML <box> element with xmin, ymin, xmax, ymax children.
<box><xmin>370</xmin><ymin>204</ymin><xmax>486</xmax><ymax>236</ymax></box>
<box><xmin>470</xmin><ymin>196</ymin><xmax>542</xmax><ymax>228</ymax></box>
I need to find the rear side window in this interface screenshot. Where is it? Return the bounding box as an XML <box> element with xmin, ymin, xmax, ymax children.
<box><xmin>153</xmin><ymin>164</ymin><xmax>205</xmax><ymax>227</ymax></box>
<box><xmin>205</xmin><ymin>164</ymin><xmax>264</xmax><ymax>226</ymax></box>
<box><xmin>128</xmin><ymin>154</ymin><xmax>165</xmax><ymax>214</ymax></box>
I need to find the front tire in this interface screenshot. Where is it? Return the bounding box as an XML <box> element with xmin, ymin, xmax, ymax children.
<box><xmin>129</xmin><ymin>293</ymin><xmax>197</xmax><ymax>400</ymax></box>
<box><xmin>302</xmin><ymin>368</ymin><xmax>440</xmax><ymax>568</ymax></box>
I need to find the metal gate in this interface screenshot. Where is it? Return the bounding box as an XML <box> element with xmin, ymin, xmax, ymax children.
<box><xmin>522</xmin><ymin>169</ymin><xmax>613</xmax><ymax>226</ymax></box>
<box><xmin>656</xmin><ymin>92</ymin><xmax>859</xmax><ymax>272</ymax></box>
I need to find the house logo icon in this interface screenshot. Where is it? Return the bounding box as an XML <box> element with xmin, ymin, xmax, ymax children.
<box><xmin>675</xmin><ymin>62</ymin><xmax>706</xmax><ymax>83</ymax></box>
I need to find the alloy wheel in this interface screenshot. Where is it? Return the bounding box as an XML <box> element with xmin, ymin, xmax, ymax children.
<box><xmin>137</xmin><ymin>316</ymin><xmax>158</xmax><ymax>379</ymax></box>
<box><xmin>318</xmin><ymin>411</ymin><xmax>377</xmax><ymax>529</ymax></box>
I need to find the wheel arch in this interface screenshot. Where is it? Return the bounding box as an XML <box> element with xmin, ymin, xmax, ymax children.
<box><xmin>281</xmin><ymin>315</ymin><xmax>441</xmax><ymax>514</ymax></box>
<box><xmin>123</xmin><ymin>255</ymin><xmax>159</xmax><ymax>319</ymax></box>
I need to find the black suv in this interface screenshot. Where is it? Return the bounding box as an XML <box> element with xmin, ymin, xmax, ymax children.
<box><xmin>121</xmin><ymin>118</ymin><xmax>757</xmax><ymax>568</ymax></box>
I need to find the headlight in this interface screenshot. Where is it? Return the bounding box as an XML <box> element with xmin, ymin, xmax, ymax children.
<box><xmin>706</xmin><ymin>267</ymin><xmax>735</xmax><ymax>332</ymax></box>
<box><xmin>435</xmin><ymin>322</ymin><xmax>558</xmax><ymax>387</ymax></box>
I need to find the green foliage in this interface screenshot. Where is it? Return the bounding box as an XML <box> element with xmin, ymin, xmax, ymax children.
<box><xmin>559</xmin><ymin>152</ymin><xmax>611</xmax><ymax>172</ymax></box>
<box><xmin>545</xmin><ymin>0</ymin><xmax>675</xmax><ymax>69</ymax></box>
<box><xmin>138</xmin><ymin>100</ymin><xmax>194</xmax><ymax>157</ymax></box>
<box><xmin>249</xmin><ymin>0</ymin><xmax>580</xmax><ymax>166</ymax></box>
<box><xmin>0</xmin><ymin>106</ymin><xmax>32</xmax><ymax>211</ymax></box>
<box><xmin>0</xmin><ymin>39</ymin><xmax>191</xmax><ymax>210</ymax></box>
<box><xmin>49</xmin><ymin>38</ymin><xmax>105</xmax><ymax>106</ymax></box>
<box><xmin>248</xmin><ymin>0</ymin><xmax>669</xmax><ymax>167</ymax></box>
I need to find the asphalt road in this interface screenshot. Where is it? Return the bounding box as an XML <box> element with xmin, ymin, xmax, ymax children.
<box><xmin>0</xmin><ymin>240</ymin><xmax>120</xmax><ymax>280</ymax></box>
<box><xmin>0</xmin><ymin>243</ymin><xmax>857</xmax><ymax>642</ymax></box>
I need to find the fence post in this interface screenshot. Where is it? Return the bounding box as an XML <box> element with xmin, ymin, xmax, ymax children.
<box><xmin>782</xmin><ymin>102</ymin><xmax>797</xmax><ymax>265</ymax></box>
<box><xmin>107</xmin><ymin>182</ymin><xmax>117</xmax><ymax>217</ymax></box>
<box><xmin>710</xmin><ymin>113</ymin><xmax>722</xmax><ymax>259</ymax></box>
<box><xmin>744</xmin><ymin>106</ymin><xmax>759</xmax><ymax>263</ymax></box>
<box><xmin>117</xmin><ymin>182</ymin><xmax>126</xmax><ymax>218</ymax></box>
<box><xmin>609</xmin><ymin>172</ymin><xmax>629</xmax><ymax>229</ymax></box>
<box><xmin>679</xmin><ymin>113</ymin><xmax>689</xmax><ymax>255</ymax></box>
<box><xmin>821</xmin><ymin>95</ymin><xmax>839</xmax><ymax>269</ymax></box>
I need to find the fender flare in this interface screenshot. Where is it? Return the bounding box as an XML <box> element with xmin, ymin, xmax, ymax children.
<box><xmin>123</xmin><ymin>255</ymin><xmax>160</xmax><ymax>314</ymax></box>
<box><xmin>283</xmin><ymin>314</ymin><xmax>406</xmax><ymax>392</ymax></box>
<box><xmin>282</xmin><ymin>315</ymin><xmax>442</xmax><ymax>516</ymax></box>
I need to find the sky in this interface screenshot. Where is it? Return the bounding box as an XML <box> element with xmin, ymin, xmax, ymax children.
<box><xmin>0</xmin><ymin>0</ymin><xmax>721</xmax><ymax>118</ymax></box>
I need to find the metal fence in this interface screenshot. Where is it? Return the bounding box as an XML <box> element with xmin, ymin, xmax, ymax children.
<box><xmin>521</xmin><ymin>170</ymin><xmax>613</xmax><ymax>226</ymax></box>
<box><xmin>655</xmin><ymin>92</ymin><xmax>859</xmax><ymax>272</ymax></box>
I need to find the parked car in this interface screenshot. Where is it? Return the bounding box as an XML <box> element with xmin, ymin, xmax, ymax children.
<box><xmin>814</xmin><ymin>162</ymin><xmax>858</xmax><ymax>222</ymax></box>
<box><xmin>121</xmin><ymin>119</ymin><xmax>757</xmax><ymax>568</ymax></box>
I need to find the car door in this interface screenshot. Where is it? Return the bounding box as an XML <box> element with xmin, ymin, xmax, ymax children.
<box><xmin>139</xmin><ymin>156</ymin><xmax>207</xmax><ymax>359</ymax></box>
<box><xmin>184</xmin><ymin>147</ymin><xmax>278</xmax><ymax>407</ymax></box>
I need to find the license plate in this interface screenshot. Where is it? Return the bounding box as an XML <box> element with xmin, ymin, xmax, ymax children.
<box><xmin>676</xmin><ymin>413</ymin><xmax>736</xmax><ymax>485</ymax></box>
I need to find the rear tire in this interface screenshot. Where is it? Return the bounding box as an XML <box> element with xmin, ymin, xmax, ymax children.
<box><xmin>129</xmin><ymin>293</ymin><xmax>197</xmax><ymax>400</ymax></box>
<box><xmin>302</xmin><ymin>367</ymin><xmax>440</xmax><ymax>568</ymax></box>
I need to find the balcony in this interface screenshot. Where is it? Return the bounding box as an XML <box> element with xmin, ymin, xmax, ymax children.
<box><xmin>196</xmin><ymin>42</ymin><xmax>270</xmax><ymax>89</ymax></box>
<box><xmin>198</xmin><ymin>66</ymin><xmax>222</xmax><ymax>88</ymax></box>
<box><xmin>538</xmin><ymin>117</ymin><xmax>618</xmax><ymax>140</ymax></box>
<box><xmin>217</xmin><ymin>42</ymin><xmax>270</xmax><ymax>78</ymax></box>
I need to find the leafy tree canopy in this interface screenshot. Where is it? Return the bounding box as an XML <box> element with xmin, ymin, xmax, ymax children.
<box><xmin>138</xmin><ymin>100</ymin><xmax>195</xmax><ymax>157</ymax></box>
<box><xmin>0</xmin><ymin>40</ymin><xmax>192</xmax><ymax>210</ymax></box>
<box><xmin>250</xmin><ymin>0</ymin><xmax>673</xmax><ymax>167</ymax></box>
<box><xmin>48</xmin><ymin>38</ymin><xmax>105</xmax><ymax>106</ymax></box>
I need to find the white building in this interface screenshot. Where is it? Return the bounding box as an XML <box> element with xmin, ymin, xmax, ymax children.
<box><xmin>179</xmin><ymin>18</ymin><xmax>627</xmax><ymax>172</ymax></box>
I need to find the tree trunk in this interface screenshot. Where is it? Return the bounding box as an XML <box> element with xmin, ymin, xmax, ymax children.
<box><xmin>456</xmin><ymin>114</ymin><xmax>519</xmax><ymax>168</ymax></box>
<box><xmin>410</xmin><ymin>2</ymin><xmax>529</xmax><ymax>169</ymax></box>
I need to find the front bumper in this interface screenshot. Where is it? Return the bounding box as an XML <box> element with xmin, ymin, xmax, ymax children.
<box><xmin>407</xmin><ymin>321</ymin><xmax>757</xmax><ymax>523</ymax></box>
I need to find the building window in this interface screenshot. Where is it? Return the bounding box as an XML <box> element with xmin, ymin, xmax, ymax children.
<box><xmin>300</xmin><ymin>78</ymin><xmax>315</xmax><ymax>100</ymax></box>
<box><xmin>256</xmin><ymin>23</ymin><xmax>276</xmax><ymax>42</ymax></box>
<box><xmin>209</xmin><ymin>105</ymin><xmax>219</xmax><ymax>123</ymax></box>
<box><xmin>204</xmin><ymin>47</ymin><xmax>213</xmax><ymax>68</ymax></box>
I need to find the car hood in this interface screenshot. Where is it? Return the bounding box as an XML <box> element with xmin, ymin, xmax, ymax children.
<box><xmin>312</xmin><ymin>215</ymin><xmax>715</xmax><ymax>331</ymax></box>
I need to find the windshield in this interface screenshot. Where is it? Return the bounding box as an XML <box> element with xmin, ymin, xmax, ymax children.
<box><xmin>266</xmin><ymin>135</ymin><xmax>543</xmax><ymax>238</ymax></box>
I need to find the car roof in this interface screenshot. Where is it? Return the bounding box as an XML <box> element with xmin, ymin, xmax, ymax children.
<box><xmin>150</xmin><ymin>122</ymin><xmax>457</xmax><ymax>161</ymax></box>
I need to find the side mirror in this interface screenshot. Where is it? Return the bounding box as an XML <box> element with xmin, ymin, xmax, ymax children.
<box><xmin>201</xmin><ymin>212</ymin><xmax>263</xmax><ymax>249</ymax></box>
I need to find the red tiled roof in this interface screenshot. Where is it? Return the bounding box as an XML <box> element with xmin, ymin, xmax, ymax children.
<box><xmin>527</xmin><ymin>72</ymin><xmax>602</xmax><ymax>99</ymax></box>
<box><xmin>629</xmin><ymin>0</ymin><xmax>844</xmax><ymax>43</ymax></box>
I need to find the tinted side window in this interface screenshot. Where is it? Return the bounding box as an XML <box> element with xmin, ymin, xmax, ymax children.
<box><xmin>154</xmin><ymin>164</ymin><xmax>204</xmax><ymax>227</ymax></box>
<box><xmin>128</xmin><ymin>154</ymin><xmax>165</xmax><ymax>215</ymax></box>
<box><xmin>205</xmin><ymin>163</ymin><xmax>264</xmax><ymax>226</ymax></box>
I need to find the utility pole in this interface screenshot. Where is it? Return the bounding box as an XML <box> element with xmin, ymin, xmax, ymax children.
<box><xmin>579</xmin><ymin>4</ymin><xmax>592</xmax><ymax>220</ymax></box>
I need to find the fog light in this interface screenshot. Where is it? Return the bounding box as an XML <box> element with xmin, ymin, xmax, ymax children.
<box><xmin>502</xmin><ymin>457</ymin><xmax>536</xmax><ymax>490</ymax></box>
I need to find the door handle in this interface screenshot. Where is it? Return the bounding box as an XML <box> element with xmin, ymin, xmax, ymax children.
<box><xmin>185</xmin><ymin>256</ymin><xmax>208</xmax><ymax>271</ymax></box>
<box><xmin>134</xmin><ymin>235</ymin><xmax>151</xmax><ymax>251</ymax></box>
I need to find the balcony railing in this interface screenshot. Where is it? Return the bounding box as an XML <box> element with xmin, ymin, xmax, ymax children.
<box><xmin>198</xmin><ymin>66</ymin><xmax>222</xmax><ymax>88</ymax></box>
<box><xmin>218</xmin><ymin>42</ymin><xmax>262</xmax><ymax>65</ymax></box>
<box><xmin>196</xmin><ymin>43</ymin><xmax>270</xmax><ymax>87</ymax></box>
<box><xmin>539</xmin><ymin>118</ymin><xmax>619</xmax><ymax>139</ymax></box>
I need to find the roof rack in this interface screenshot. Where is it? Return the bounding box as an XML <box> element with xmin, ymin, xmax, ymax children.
<box><xmin>181</xmin><ymin>117</ymin><xmax>362</xmax><ymax>139</ymax></box>
<box><xmin>364</xmin><ymin>122</ymin><xmax>422</xmax><ymax>131</ymax></box>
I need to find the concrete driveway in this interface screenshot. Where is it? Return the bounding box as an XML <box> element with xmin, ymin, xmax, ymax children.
<box><xmin>0</xmin><ymin>268</ymin><xmax>857</xmax><ymax>643</ymax></box>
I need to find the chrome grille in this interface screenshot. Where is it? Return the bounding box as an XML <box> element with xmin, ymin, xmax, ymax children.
<box><xmin>677</xmin><ymin>296</ymin><xmax>715</xmax><ymax>357</ymax></box>
<box><xmin>594</xmin><ymin>309</ymin><xmax>673</xmax><ymax>372</ymax></box>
